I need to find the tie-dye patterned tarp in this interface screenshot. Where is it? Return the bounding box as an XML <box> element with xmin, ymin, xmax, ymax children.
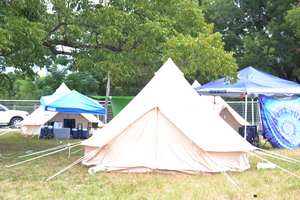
<box><xmin>259</xmin><ymin>95</ymin><xmax>300</xmax><ymax>149</ymax></box>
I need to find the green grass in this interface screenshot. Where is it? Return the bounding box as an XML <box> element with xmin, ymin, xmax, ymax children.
<box><xmin>1</xmin><ymin>133</ymin><xmax>300</xmax><ymax>200</ymax></box>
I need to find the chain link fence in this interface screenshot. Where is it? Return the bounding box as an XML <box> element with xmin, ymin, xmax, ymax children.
<box><xmin>227</xmin><ymin>100</ymin><xmax>260</xmax><ymax>126</ymax></box>
<box><xmin>0</xmin><ymin>100</ymin><xmax>40</xmax><ymax>113</ymax></box>
<box><xmin>0</xmin><ymin>99</ymin><xmax>260</xmax><ymax>125</ymax></box>
<box><xmin>0</xmin><ymin>99</ymin><xmax>113</xmax><ymax>121</ymax></box>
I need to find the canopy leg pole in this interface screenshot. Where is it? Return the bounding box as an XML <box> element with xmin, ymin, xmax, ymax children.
<box><xmin>244</xmin><ymin>94</ymin><xmax>248</xmax><ymax>139</ymax></box>
<box><xmin>257</xmin><ymin>98</ymin><xmax>262</xmax><ymax>133</ymax></box>
<box><xmin>251</xmin><ymin>98</ymin><xmax>254</xmax><ymax>125</ymax></box>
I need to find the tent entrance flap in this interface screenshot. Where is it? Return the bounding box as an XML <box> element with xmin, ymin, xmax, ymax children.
<box><xmin>82</xmin><ymin>58</ymin><xmax>255</xmax><ymax>174</ymax></box>
<box><xmin>84</xmin><ymin>107</ymin><xmax>250</xmax><ymax>173</ymax></box>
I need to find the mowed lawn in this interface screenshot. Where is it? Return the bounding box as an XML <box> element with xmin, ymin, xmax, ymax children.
<box><xmin>0</xmin><ymin>133</ymin><xmax>300</xmax><ymax>200</ymax></box>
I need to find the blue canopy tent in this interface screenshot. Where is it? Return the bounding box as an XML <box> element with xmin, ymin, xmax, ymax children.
<box><xmin>196</xmin><ymin>66</ymin><xmax>300</xmax><ymax>142</ymax></box>
<box><xmin>40</xmin><ymin>90</ymin><xmax>106</xmax><ymax>115</ymax></box>
<box><xmin>197</xmin><ymin>66</ymin><xmax>300</xmax><ymax>97</ymax></box>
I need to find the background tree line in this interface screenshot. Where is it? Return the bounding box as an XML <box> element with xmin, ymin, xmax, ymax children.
<box><xmin>0</xmin><ymin>0</ymin><xmax>299</xmax><ymax>99</ymax></box>
<box><xmin>201</xmin><ymin>0</ymin><xmax>300</xmax><ymax>81</ymax></box>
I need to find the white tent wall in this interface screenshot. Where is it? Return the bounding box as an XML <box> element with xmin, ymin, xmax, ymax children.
<box><xmin>21</xmin><ymin>106</ymin><xmax>57</xmax><ymax>136</ymax></box>
<box><xmin>192</xmin><ymin>81</ymin><xmax>249</xmax><ymax>132</ymax></box>
<box><xmin>201</xmin><ymin>96</ymin><xmax>249</xmax><ymax>132</ymax></box>
<box><xmin>82</xmin><ymin>59</ymin><xmax>255</xmax><ymax>173</ymax></box>
<box><xmin>219</xmin><ymin>108</ymin><xmax>245</xmax><ymax>131</ymax></box>
<box><xmin>20</xmin><ymin>83</ymin><xmax>103</xmax><ymax>136</ymax></box>
<box><xmin>21</xmin><ymin>125</ymin><xmax>43</xmax><ymax>136</ymax></box>
<box><xmin>48</xmin><ymin>113</ymin><xmax>97</xmax><ymax>128</ymax></box>
<box><xmin>21</xmin><ymin>109</ymin><xmax>102</xmax><ymax>136</ymax></box>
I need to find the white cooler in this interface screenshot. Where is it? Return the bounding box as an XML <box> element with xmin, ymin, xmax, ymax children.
<box><xmin>53</xmin><ymin>128</ymin><xmax>71</xmax><ymax>139</ymax></box>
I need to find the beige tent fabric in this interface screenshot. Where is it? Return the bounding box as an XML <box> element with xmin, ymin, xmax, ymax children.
<box><xmin>192</xmin><ymin>80</ymin><xmax>248</xmax><ymax>131</ymax></box>
<box><xmin>200</xmin><ymin>96</ymin><xmax>249</xmax><ymax>131</ymax></box>
<box><xmin>21</xmin><ymin>110</ymin><xmax>102</xmax><ymax>136</ymax></box>
<box><xmin>21</xmin><ymin>83</ymin><xmax>103</xmax><ymax>136</ymax></box>
<box><xmin>82</xmin><ymin>59</ymin><xmax>256</xmax><ymax>173</ymax></box>
<box><xmin>21</xmin><ymin>107</ymin><xmax>57</xmax><ymax>135</ymax></box>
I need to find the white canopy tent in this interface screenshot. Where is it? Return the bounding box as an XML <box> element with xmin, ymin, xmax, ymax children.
<box><xmin>82</xmin><ymin>58</ymin><xmax>255</xmax><ymax>174</ymax></box>
<box><xmin>21</xmin><ymin>83</ymin><xmax>103</xmax><ymax>136</ymax></box>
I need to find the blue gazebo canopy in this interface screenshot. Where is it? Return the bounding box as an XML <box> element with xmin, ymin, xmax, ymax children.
<box><xmin>40</xmin><ymin>90</ymin><xmax>106</xmax><ymax>115</ymax></box>
<box><xmin>197</xmin><ymin>66</ymin><xmax>300</xmax><ymax>97</ymax></box>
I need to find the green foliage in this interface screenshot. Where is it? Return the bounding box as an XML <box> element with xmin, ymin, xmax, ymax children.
<box><xmin>202</xmin><ymin>0</ymin><xmax>300</xmax><ymax>82</ymax></box>
<box><xmin>286</xmin><ymin>7</ymin><xmax>300</xmax><ymax>39</ymax></box>
<box><xmin>13</xmin><ymin>79</ymin><xmax>40</xmax><ymax>100</ymax></box>
<box><xmin>284</xmin><ymin>6</ymin><xmax>300</xmax><ymax>81</ymax></box>
<box><xmin>65</xmin><ymin>72</ymin><xmax>101</xmax><ymax>95</ymax></box>
<box><xmin>35</xmin><ymin>69</ymin><xmax>66</xmax><ymax>96</ymax></box>
<box><xmin>0</xmin><ymin>0</ymin><xmax>49</xmax><ymax>75</ymax></box>
<box><xmin>0</xmin><ymin>68</ymin><xmax>102</xmax><ymax>100</ymax></box>
<box><xmin>0</xmin><ymin>73</ymin><xmax>17</xmax><ymax>99</ymax></box>
<box><xmin>163</xmin><ymin>33</ymin><xmax>237</xmax><ymax>82</ymax></box>
<box><xmin>1</xmin><ymin>0</ymin><xmax>238</xmax><ymax>97</ymax></box>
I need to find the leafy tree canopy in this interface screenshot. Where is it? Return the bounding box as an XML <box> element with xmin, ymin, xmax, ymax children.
<box><xmin>0</xmin><ymin>0</ymin><xmax>237</xmax><ymax>96</ymax></box>
<box><xmin>202</xmin><ymin>0</ymin><xmax>300</xmax><ymax>82</ymax></box>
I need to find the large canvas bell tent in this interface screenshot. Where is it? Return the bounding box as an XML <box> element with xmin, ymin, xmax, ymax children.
<box><xmin>82</xmin><ymin>59</ymin><xmax>255</xmax><ymax>174</ymax></box>
<box><xmin>21</xmin><ymin>83</ymin><xmax>103</xmax><ymax>136</ymax></box>
<box><xmin>192</xmin><ymin>80</ymin><xmax>249</xmax><ymax>131</ymax></box>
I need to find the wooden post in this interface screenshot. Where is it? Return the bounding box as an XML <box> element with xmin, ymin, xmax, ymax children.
<box><xmin>104</xmin><ymin>72</ymin><xmax>110</xmax><ymax>124</ymax></box>
<box><xmin>104</xmin><ymin>72</ymin><xmax>111</xmax><ymax>124</ymax></box>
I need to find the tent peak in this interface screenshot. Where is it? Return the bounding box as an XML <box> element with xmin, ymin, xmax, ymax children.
<box><xmin>155</xmin><ymin>58</ymin><xmax>183</xmax><ymax>77</ymax></box>
<box><xmin>192</xmin><ymin>80</ymin><xmax>201</xmax><ymax>88</ymax></box>
<box><xmin>241</xmin><ymin>66</ymin><xmax>256</xmax><ymax>71</ymax></box>
<box><xmin>239</xmin><ymin>66</ymin><xmax>281</xmax><ymax>81</ymax></box>
<box><xmin>54</xmin><ymin>82</ymin><xmax>71</xmax><ymax>95</ymax></box>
